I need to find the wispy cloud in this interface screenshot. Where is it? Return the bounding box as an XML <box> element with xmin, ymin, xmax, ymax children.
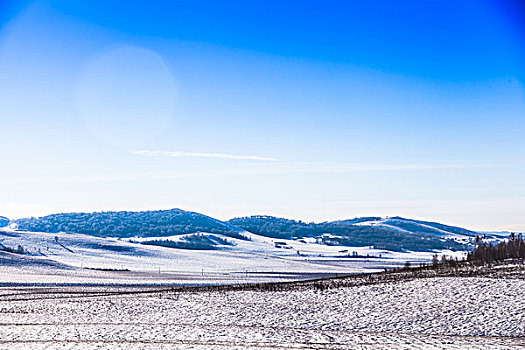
<box><xmin>132</xmin><ymin>150</ymin><xmax>280</xmax><ymax>161</ymax></box>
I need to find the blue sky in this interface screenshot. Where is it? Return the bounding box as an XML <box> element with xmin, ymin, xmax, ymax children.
<box><xmin>1</xmin><ymin>0</ymin><xmax>524</xmax><ymax>230</ymax></box>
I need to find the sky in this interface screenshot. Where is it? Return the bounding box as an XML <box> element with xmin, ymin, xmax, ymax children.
<box><xmin>1</xmin><ymin>0</ymin><xmax>525</xmax><ymax>230</ymax></box>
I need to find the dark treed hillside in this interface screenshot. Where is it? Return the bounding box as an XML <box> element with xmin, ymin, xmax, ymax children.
<box><xmin>0</xmin><ymin>217</ymin><xmax>9</xmax><ymax>228</ymax></box>
<box><xmin>227</xmin><ymin>216</ymin><xmax>468</xmax><ymax>252</ymax></box>
<box><xmin>13</xmin><ymin>209</ymin><xmax>248</xmax><ymax>240</ymax></box>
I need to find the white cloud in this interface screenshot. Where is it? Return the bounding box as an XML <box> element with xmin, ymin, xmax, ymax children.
<box><xmin>132</xmin><ymin>150</ymin><xmax>280</xmax><ymax>161</ymax></box>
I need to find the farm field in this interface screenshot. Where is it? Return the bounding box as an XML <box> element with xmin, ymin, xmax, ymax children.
<box><xmin>0</xmin><ymin>272</ymin><xmax>523</xmax><ymax>349</ymax></box>
<box><xmin>0</xmin><ymin>228</ymin><xmax>457</xmax><ymax>287</ymax></box>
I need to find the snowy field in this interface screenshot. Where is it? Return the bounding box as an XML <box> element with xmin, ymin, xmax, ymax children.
<box><xmin>1</xmin><ymin>228</ymin><xmax>519</xmax><ymax>348</ymax></box>
<box><xmin>0</xmin><ymin>229</ymin><xmax>466</xmax><ymax>286</ymax></box>
<box><xmin>0</xmin><ymin>276</ymin><xmax>523</xmax><ymax>349</ymax></box>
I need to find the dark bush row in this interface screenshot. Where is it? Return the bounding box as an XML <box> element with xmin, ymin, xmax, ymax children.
<box><xmin>141</xmin><ymin>234</ymin><xmax>234</xmax><ymax>250</ymax></box>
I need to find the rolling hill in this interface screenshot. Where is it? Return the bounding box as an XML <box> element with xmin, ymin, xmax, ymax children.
<box><xmin>12</xmin><ymin>209</ymin><xmax>247</xmax><ymax>240</ymax></box>
<box><xmin>0</xmin><ymin>209</ymin><xmax>501</xmax><ymax>285</ymax></box>
<box><xmin>228</xmin><ymin>215</ymin><xmax>477</xmax><ymax>251</ymax></box>
<box><xmin>5</xmin><ymin>209</ymin><xmax>487</xmax><ymax>252</ymax></box>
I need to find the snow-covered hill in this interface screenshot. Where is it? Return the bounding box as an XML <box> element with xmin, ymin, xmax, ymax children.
<box><xmin>9</xmin><ymin>209</ymin><xmax>492</xmax><ymax>251</ymax></box>
<box><xmin>349</xmin><ymin>216</ymin><xmax>479</xmax><ymax>244</ymax></box>
<box><xmin>228</xmin><ymin>215</ymin><xmax>487</xmax><ymax>251</ymax></box>
<box><xmin>0</xmin><ymin>209</ymin><xmax>508</xmax><ymax>286</ymax></box>
<box><xmin>0</xmin><ymin>226</ymin><xmax>467</xmax><ymax>286</ymax></box>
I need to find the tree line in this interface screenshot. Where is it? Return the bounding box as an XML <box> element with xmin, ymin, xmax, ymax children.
<box><xmin>467</xmin><ymin>233</ymin><xmax>525</xmax><ymax>264</ymax></box>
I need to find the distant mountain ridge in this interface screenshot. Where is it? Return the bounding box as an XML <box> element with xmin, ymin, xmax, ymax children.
<box><xmin>10</xmin><ymin>209</ymin><xmax>483</xmax><ymax>252</ymax></box>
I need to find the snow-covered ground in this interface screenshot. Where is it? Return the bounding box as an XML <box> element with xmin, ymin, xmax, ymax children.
<box><xmin>0</xmin><ymin>276</ymin><xmax>522</xmax><ymax>349</ymax></box>
<box><xmin>0</xmin><ymin>229</ymin><xmax>466</xmax><ymax>286</ymax></box>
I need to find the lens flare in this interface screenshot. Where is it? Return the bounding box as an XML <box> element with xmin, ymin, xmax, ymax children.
<box><xmin>76</xmin><ymin>45</ymin><xmax>177</xmax><ymax>146</ymax></box>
